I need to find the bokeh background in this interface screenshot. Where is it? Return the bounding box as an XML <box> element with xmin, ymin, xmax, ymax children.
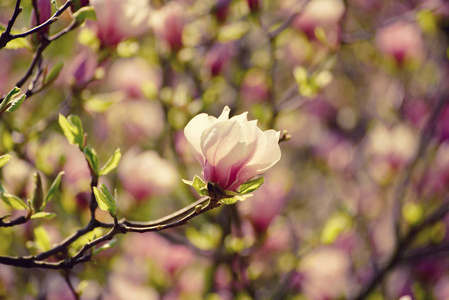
<box><xmin>1</xmin><ymin>0</ymin><xmax>449</xmax><ymax>299</ymax></box>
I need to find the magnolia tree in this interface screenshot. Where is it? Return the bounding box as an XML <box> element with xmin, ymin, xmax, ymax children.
<box><xmin>1</xmin><ymin>0</ymin><xmax>449</xmax><ymax>299</ymax></box>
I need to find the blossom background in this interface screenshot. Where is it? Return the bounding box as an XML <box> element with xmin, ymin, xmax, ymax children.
<box><xmin>1</xmin><ymin>0</ymin><xmax>449</xmax><ymax>299</ymax></box>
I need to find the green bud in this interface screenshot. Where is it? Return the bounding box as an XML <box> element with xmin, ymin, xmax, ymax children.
<box><xmin>31</xmin><ymin>172</ymin><xmax>44</xmax><ymax>212</ymax></box>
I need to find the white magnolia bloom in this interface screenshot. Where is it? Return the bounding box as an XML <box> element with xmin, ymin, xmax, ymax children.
<box><xmin>184</xmin><ymin>106</ymin><xmax>281</xmax><ymax>191</ymax></box>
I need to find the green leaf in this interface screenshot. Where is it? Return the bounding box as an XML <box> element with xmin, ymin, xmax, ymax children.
<box><xmin>221</xmin><ymin>194</ymin><xmax>253</xmax><ymax>205</ymax></box>
<box><xmin>73</xmin><ymin>6</ymin><xmax>97</xmax><ymax>23</ymax></box>
<box><xmin>99</xmin><ymin>148</ymin><xmax>121</xmax><ymax>176</ymax></box>
<box><xmin>5</xmin><ymin>37</ymin><xmax>32</xmax><ymax>50</ymax></box>
<box><xmin>0</xmin><ymin>87</ymin><xmax>21</xmax><ymax>111</ymax></box>
<box><xmin>0</xmin><ymin>154</ymin><xmax>12</xmax><ymax>168</ymax></box>
<box><xmin>93</xmin><ymin>238</ymin><xmax>116</xmax><ymax>255</ymax></box>
<box><xmin>218</xmin><ymin>22</ymin><xmax>250</xmax><ymax>42</ymax></box>
<box><xmin>182</xmin><ymin>175</ymin><xmax>208</xmax><ymax>196</ymax></box>
<box><xmin>44</xmin><ymin>171</ymin><xmax>64</xmax><ymax>207</ymax></box>
<box><xmin>238</xmin><ymin>177</ymin><xmax>264</xmax><ymax>194</ymax></box>
<box><xmin>93</xmin><ymin>184</ymin><xmax>116</xmax><ymax>215</ymax></box>
<box><xmin>1</xmin><ymin>193</ymin><xmax>28</xmax><ymax>210</ymax></box>
<box><xmin>30</xmin><ymin>212</ymin><xmax>56</xmax><ymax>220</ymax></box>
<box><xmin>6</xmin><ymin>94</ymin><xmax>25</xmax><ymax>112</ymax></box>
<box><xmin>58</xmin><ymin>114</ymin><xmax>84</xmax><ymax>148</ymax></box>
<box><xmin>31</xmin><ymin>173</ymin><xmax>44</xmax><ymax>212</ymax></box>
<box><xmin>320</xmin><ymin>213</ymin><xmax>351</xmax><ymax>244</ymax></box>
<box><xmin>34</xmin><ymin>226</ymin><xmax>51</xmax><ymax>252</ymax></box>
<box><xmin>83</xmin><ymin>147</ymin><xmax>99</xmax><ymax>176</ymax></box>
<box><xmin>44</xmin><ymin>61</ymin><xmax>64</xmax><ymax>87</ymax></box>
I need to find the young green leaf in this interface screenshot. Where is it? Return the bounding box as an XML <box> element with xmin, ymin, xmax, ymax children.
<box><xmin>238</xmin><ymin>177</ymin><xmax>264</xmax><ymax>194</ymax></box>
<box><xmin>59</xmin><ymin>114</ymin><xmax>84</xmax><ymax>148</ymax></box>
<box><xmin>93</xmin><ymin>238</ymin><xmax>116</xmax><ymax>255</ymax></box>
<box><xmin>83</xmin><ymin>147</ymin><xmax>99</xmax><ymax>176</ymax></box>
<box><xmin>31</xmin><ymin>173</ymin><xmax>44</xmax><ymax>212</ymax></box>
<box><xmin>34</xmin><ymin>226</ymin><xmax>51</xmax><ymax>252</ymax></box>
<box><xmin>1</xmin><ymin>193</ymin><xmax>28</xmax><ymax>210</ymax></box>
<box><xmin>0</xmin><ymin>87</ymin><xmax>21</xmax><ymax>111</ymax></box>
<box><xmin>44</xmin><ymin>171</ymin><xmax>64</xmax><ymax>207</ymax></box>
<box><xmin>99</xmin><ymin>148</ymin><xmax>121</xmax><ymax>176</ymax></box>
<box><xmin>73</xmin><ymin>6</ymin><xmax>97</xmax><ymax>23</ymax></box>
<box><xmin>30</xmin><ymin>212</ymin><xmax>56</xmax><ymax>220</ymax></box>
<box><xmin>93</xmin><ymin>184</ymin><xmax>116</xmax><ymax>215</ymax></box>
<box><xmin>5</xmin><ymin>38</ymin><xmax>32</xmax><ymax>50</ymax></box>
<box><xmin>5</xmin><ymin>94</ymin><xmax>25</xmax><ymax>112</ymax></box>
<box><xmin>0</xmin><ymin>154</ymin><xmax>12</xmax><ymax>168</ymax></box>
<box><xmin>43</xmin><ymin>61</ymin><xmax>64</xmax><ymax>87</ymax></box>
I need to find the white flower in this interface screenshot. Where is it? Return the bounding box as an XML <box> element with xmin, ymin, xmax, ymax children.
<box><xmin>184</xmin><ymin>106</ymin><xmax>281</xmax><ymax>191</ymax></box>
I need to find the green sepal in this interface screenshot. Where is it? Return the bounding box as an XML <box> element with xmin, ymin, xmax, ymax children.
<box><xmin>182</xmin><ymin>175</ymin><xmax>209</xmax><ymax>196</ymax></box>
<box><xmin>238</xmin><ymin>177</ymin><xmax>264</xmax><ymax>194</ymax></box>
<box><xmin>93</xmin><ymin>184</ymin><xmax>117</xmax><ymax>216</ymax></box>
<box><xmin>99</xmin><ymin>148</ymin><xmax>121</xmax><ymax>176</ymax></box>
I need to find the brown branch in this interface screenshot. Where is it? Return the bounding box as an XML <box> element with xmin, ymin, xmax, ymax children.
<box><xmin>0</xmin><ymin>215</ymin><xmax>28</xmax><ymax>227</ymax></box>
<box><xmin>0</xmin><ymin>0</ymin><xmax>23</xmax><ymax>49</ymax></box>
<box><xmin>0</xmin><ymin>196</ymin><xmax>221</xmax><ymax>270</ymax></box>
<box><xmin>352</xmin><ymin>199</ymin><xmax>449</xmax><ymax>300</ymax></box>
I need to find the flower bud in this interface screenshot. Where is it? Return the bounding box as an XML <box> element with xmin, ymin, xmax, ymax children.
<box><xmin>184</xmin><ymin>106</ymin><xmax>281</xmax><ymax>191</ymax></box>
<box><xmin>246</xmin><ymin>0</ymin><xmax>260</xmax><ymax>13</ymax></box>
<box><xmin>31</xmin><ymin>172</ymin><xmax>44</xmax><ymax>212</ymax></box>
<box><xmin>151</xmin><ymin>3</ymin><xmax>185</xmax><ymax>52</ymax></box>
<box><xmin>214</xmin><ymin>0</ymin><xmax>231</xmax><ymax>23</ymax></box>
<box><xmin>91</xmin><ymin>0</ymin><xmax>151</xmax><ymax>47</ymax></box>
<box><xmin>31</xmin><ymin>0</ymin><xmax>51</xmax><ymax>44</ymax></box>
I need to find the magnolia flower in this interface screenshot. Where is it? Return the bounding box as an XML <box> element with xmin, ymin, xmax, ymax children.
<box><xmin>90</xmin><ymin>0</ymin><xmax>151</xmax><ymax>47</ymax></box>
<box><xmin>184</xmin><ymin>106</ymin><xmax>281</xmax><ymax>191</ymax></box>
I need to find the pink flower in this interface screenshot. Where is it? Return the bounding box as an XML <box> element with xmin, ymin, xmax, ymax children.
<box><xmin>150</xmin><ymin>3</ymin><xmax>185</xmax><ymax>52</ymax></box>
<box><xmin>375</xmin><ymin>21</ymin><xmax>424</xmax><ymax>64</ymax></box>
<box><xmin>118</xmin><ymin>148</ymin><xmax>178</xmax><ymax>202</ymax></box>
<box><xmin>184</xmin><ymin>106</ymin><xmax>281</xmax><ymax>191</ymax></box>
<box><xmin>90</xmin><ymin>0</ymin><xmax>151</xmax><ymax>47</ymax></box>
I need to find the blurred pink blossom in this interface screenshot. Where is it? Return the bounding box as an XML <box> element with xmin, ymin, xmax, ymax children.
<box><xmin>240</xmin><ymin>169</ymin><xmax>289</xmax><ymax>233</ymax></box>
<box><xmin>106</xmin><ymin>100</ymin><xmax>165</xmax><ymax>144</ymax></box>
<box><xmin>292</xmin><ymin>0</ymin><xmax>345</xmax><ymax>45</ymax></box>
<box><xmin>126</xmin><ymin>233</ymin><xmax>194</xmax><ymax>276</ymax></box>
<box><xmin>214</xmin><ymin>0</ymin><xmax>231</xmax><ymax>23</ymax></box>
<box><xmin>240</xmin><ymin>69</ymin><xmax>270</xmax><ymax>103</ymax></box>
<box><xmin>376</xmin><ymin>21</ymin><xmax>424</xmax><ymax>65</ymax></box>
<box><xmin>150</xmin><ymin>3</ymin><xmax>185</xmax><ymax>52</ymax></box>
<box><xmin>90</xmin><ymin>0</ymin><xmax>151</xmax><ymax>47</ymax></box>
<box><xmin>184</xmin><ymin>106</ymin><xmax>281</xmax><ymax>191</ymax></box>
<box><xmin>299</xmin><ymin>247</ymin><xmax>352</xmax><ymax>300</ymax></box>
<box><xmin>204</xmin><ymin>43</ymin><xmax>233</xmax><ymax>77</ymax></box>
<box><xmin>67</xmin><ymin>50</ymin><xmax>97</xmax><ymax>88</ymax></box>
<box><xmin>108</xmin><ymin>58</ymin><xmax>161</xmax><ymax>99</ymax></box>
<box><xmin>119</xmin><ymin>148</ymin><xmax>179</xmax><ymax>202</ymax></box>
<box><xmin>246</xmin><ymin>0</ymin><xmax>260</xmax><ymax>13</ymax></box>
